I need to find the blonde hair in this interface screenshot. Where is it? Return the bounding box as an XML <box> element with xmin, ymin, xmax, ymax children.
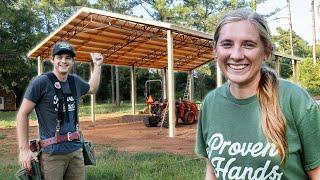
<box><xmin>214</xmin><ymin>9</ymin><xmax>288</xmax><ymax>164</ymax></box>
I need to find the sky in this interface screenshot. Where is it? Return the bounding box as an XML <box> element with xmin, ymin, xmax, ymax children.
<box><xmin>257</xmin><ymin>0</ymin><xmax>319</xmax><ymax>44</ymax></box>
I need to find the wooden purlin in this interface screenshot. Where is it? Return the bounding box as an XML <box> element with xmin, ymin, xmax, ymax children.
<box><xmin>101</xmin><ymin>24</ymin><xmax>146</xmax><ymax>59</ymax></box>
<box><xmin>78</xmin><ymin>13</ymin><xmax>211</xmax><ymax>49</ymax></box>
<box><xmin>134</xmin><ymin>32</ymin><xmax>204</xmax><ymax>67</ymax></box>
<box><xmin>75</xmin><ymin>13</ymin><xmax>170</xmax><ymax>62</ymax></box>
<box><xmin>88</xmin><ymin>13</ymin><xmax>168</xmax><ymax>40</ymax></box>
<box><xmin>175</xmin><ymin>40</ymin><xmax>213</xmax><ymax>68</ymax></box>
<box><xmin>120</xmin><ymin>29</ymin><xmax>165</xmax><ymax>63</ymax></box>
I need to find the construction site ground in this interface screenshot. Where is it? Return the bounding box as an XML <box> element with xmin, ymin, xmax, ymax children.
<box><xmin>0</xmin><ymin>113</ymin><xmax>198</xmax><ymax>159</ymax></box>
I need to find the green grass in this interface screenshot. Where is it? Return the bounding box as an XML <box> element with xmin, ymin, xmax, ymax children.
<box><xmin>78</xmin><ymin>103</ymin><xmax>146</xmax><ymax>116</ymax></box>
<box><xmin>0</xmin><ymin>110</ymin><xmax>37</xmax><ymax>128</ymax></box>
<box><xmin>0</xmin><ymin>103</ymin><xmax>146</xmax><ymax>128</ymax></box>
<box><xmin>87</xmin><ymin>147</ymin><xmax>206</xmax><ymax>180</ymax></box>
<box><xmin>0</xmin><ymin>146</ymin><xmax>206</xmax><ymax>180</ymax></box>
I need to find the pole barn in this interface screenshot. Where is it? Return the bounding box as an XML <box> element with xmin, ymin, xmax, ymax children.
<box><xmin>27</xmin><ymin>7</ymin><xmax>302</xmax><ymax>137</ymax></box>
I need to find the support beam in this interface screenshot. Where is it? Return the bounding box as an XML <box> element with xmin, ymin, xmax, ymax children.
<box><xmin>131</xmin><ymin>65</ymin><xmax>136</xmax><ymax>115</ymax></box>
<box><xmin>162</xmin><ymin>68</ymin><xmax>167</xmax><ymax>100</ymax></box>
<box><xmin>111</xmin><ymin>65</ymin><xmax>115</xmax><ymax>104</ymax></box>
<box><xmin>216</xmin><ymin>61</ymin><xmax>223</xmax><ymax>87</ymax></box>
<box><xmin>275</xmin><ymin>56</ymin><xmax>280</xmax><ymax>76</ymax></box>
<box><xmin>37</xmin><ymin>56</ymin><xmax>43</xmax><ymax>75</ymax></box>
<box><xmin>167</xmin><ymin>30</ymin><xmax>175</xmax><ymax>138</ymax></box>
<box><xmin>188</xmin><ymin>71</ymin><xmax>194</xmax><ymax>102</ymax></box>
<box><xmin>115</xmin><ymin>66</ymin><xmax>120</xmax><ymax>106</ymax></box>
<box><xmin>72</xmin><ymin>61</ymin><xmax>77</xmax><ymax>74</ymax></box>
<box><xmin>90</xmin><ymin>63</ymin><xmax>96</xmax><ymax>123</ymax></box>
<box><xmin>292</xmin><ymin>60</ymin><xmax>297</xmax><ymax>82</ymax></box>
<box><xmin>293</xmin><ymin>60</ymin><xmax>298</xmax><ymax>81</ymax></box>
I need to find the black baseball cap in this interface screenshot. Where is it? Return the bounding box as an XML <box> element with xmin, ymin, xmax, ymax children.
<box><xmin>52</xmin><ymin>41</ymin><xmax>76</xmax><ymax>57</ymax></box>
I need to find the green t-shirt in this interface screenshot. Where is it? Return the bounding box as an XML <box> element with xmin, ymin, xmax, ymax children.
<box><xmin>195</xmin><ymin>79</ymin><xmax>320</xmax><ymax>180</ymax></box>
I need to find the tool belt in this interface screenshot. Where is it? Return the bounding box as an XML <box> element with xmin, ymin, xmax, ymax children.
<box><xmin>39</xmin><ymin>131</ymin><xmax>81</xmax><ymax>148</ymax></box>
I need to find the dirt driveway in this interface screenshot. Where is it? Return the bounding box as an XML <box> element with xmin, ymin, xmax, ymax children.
<box><xmin>0</xmin><ymin>114</ymin><xmax>197</xmax><ymax>157</ymax></box>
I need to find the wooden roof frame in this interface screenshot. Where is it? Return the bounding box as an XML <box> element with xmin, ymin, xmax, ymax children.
<box><xmin>27</xmin><ymin>7</ymin><xmax>214</xmax><ymax>72</ymax></box>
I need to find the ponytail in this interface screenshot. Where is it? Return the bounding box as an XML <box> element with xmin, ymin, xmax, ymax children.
<box><xmin>257</xmin><ymin>65</ymin><xmax>287</xmax><ymax>164</ymax></box>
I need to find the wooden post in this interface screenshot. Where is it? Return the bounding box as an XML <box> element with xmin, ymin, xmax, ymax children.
<box><xmin>115</xmin><ymin>66</ymin><xmax>120</xmax><ymax>106</ymax></box>
<box><xmin>275</xmin><ymin>56</ymin><xmax>280</xmax><ymax>76</ymax></box>
<box><xmin>90</xmin><ymin>63</ymin><xmax>96</xmax><ymax>123</ymax></box>
<box><xmin>131</xmin><ymin>65</ymin><xmax>136</xmax><ymax>115</ymax></box>
<box><xmin>287</xmin><ymin>0</ymin><xmax>296</xmax><ymax>81</ymax></box>
<box><xmin>37</xmin><ymin>56</ymin><xmax>43</xmax><ymax>75</ymax></box>
<box><xmin>111</xmin><ymin>66</ymin><xmax>115</xmax><ymax>104</ymax></box>
<box><xmin>162</xmin><ymin>68</ymin><xmax>167</xmax><ymax>100</ymax></box>
<box><xmin>72</xmin><ymin>61</ymin><xmax>77</xmax><ymax>74</ymax></box>
<box><xmin>311</xmin><ymin>0</ymin><xmax>317</xmax><ymax>64</ymax></box>
<box><xmin>188</xmin><ymin>71</ymin><xmax>194</xmax><ymax>102</ymax></box>
<box><xmin>216</xmin><ymin>61</ymin><xmax>223</xmax><ymax>87</ymax></box>
<box><xmin>167</xmin><ymin>30</ymin><xmax>175</xmax><ymax>138</ymax></box>
<box><xmin>293</xmin><ymin>59</ymin><xmax>298</xmax><ymax>81</ymax></box>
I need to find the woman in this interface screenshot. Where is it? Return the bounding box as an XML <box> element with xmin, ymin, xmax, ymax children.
<box><xmin>195</xmin><ymin>9</ymin><xmax>320</xmax><ymax>180</ymax></box>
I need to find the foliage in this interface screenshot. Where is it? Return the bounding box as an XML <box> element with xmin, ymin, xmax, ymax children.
<box><xmin>0</xmin><ymin>1</ymin><xmax>42</xmax><ymax>103</ymax></box>
<box><xmin>93</xmin><ymin>0</ymin><xmax>136</xmax><ymax>14</ymax></box>
<box><xmin>298</xmin><ymin>58</ymin><xmax>320</xmax><ymax>96</ymax></box>
<box><xmin>131</xmin><ymin>0</ymin><xmax>176</xmax><ymax>21</ymax></box>
<box><xmin>32</xmin><ymin>0</ymin><xmax>90</xmax><ymax>34</ymax></box>
<box><xmin>272</xmin><ymin>27</ymin><xmax>311</xmax><ymax>58</ymax></box>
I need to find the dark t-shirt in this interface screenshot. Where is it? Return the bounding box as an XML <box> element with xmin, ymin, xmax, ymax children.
<box><xmin>24</xmin><ymin>73</ymin><xmax>90</xmax><ymax>154</ymax></box>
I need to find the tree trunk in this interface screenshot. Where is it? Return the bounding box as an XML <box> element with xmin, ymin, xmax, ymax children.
<box><xmin>311</xmin><ymin>0</ymin><xmax>317</xmax><ymax>64</ymax></box>
<box><xmin>287</xmin><ymin>0</ymin><xmax>296</xmax><ymax>81</ymax></box>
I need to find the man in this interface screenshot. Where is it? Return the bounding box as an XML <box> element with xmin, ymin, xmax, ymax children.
<box><xmin>17</xmin><ymin>41</ymin><xmax>103</xmax><ymax>179</ymax></box>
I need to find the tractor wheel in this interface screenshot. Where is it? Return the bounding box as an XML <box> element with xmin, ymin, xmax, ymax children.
<box><xmin>183</xmin><ymin>111</ymin><xmax>195</xmax><ymax>125</ymax></box>
<box><xmin>144</xmin><ymin>116</ymin><xmax>159</xmax><ymax>127</ymax></box>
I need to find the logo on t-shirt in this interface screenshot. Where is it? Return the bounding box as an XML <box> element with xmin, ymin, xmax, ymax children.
<box><xmin>53</xmin><ymin>95</ymin><xmax>76</xmax><ymax>112</ymax></box>
<box><xmin>206</xmin><ymin>133</ymin><xmax>283</xmax><ymax>180</ymax></box>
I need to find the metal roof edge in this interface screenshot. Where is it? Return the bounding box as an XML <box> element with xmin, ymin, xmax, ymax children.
<box><xmin>169</xmin><ymin>24</ymin><xmax>214</xmax><ymax>40</ymax></box>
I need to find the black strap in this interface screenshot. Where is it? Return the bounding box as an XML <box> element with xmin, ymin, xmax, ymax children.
<box><xmin>45</xmin><ymin>72</ymin><xmax>78</xmax><ymax>127</ymax></box>
<box><xmin>67</xmin><ymin>75</ymin><xmax>79</xmax><ymax>127</ymax></box>
<box><xmin>45</xmin><ymin>72</ymin><xmax>64</xmax><ymax>123</ymax></box>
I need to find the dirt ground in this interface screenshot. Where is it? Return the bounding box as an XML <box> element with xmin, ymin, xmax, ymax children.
<box><xmin>0</xmin><ymin>114</ymin><xmax>197</xmax><ymax>157</ymax></box>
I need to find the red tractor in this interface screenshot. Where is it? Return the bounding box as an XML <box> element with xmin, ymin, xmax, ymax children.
<box><xmin>143</xmin><ymin>80</ymin><xmax>199</xmax><ymax>128</ymax></box>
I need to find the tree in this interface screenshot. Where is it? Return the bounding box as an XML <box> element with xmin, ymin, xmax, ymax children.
<box><xmin>131</xmin><ymin>0</ymin><xmax>176</xmax><ymax>21</ymax></box>
<box><xmin>272</xmin><ymin>28</ymin><xmax>311</xmax><ymax>58</ymax></box>
<box><xmin>0</xmin><ymin>1</ymin><xmax>44</xmax><ymax>104</ymax></box>
<box><xmin>93</xmin><ymin>0</ymin><xmax>135</xmax><ymax>14</ymax></box>
<box><xmin>311</xmin><ymin>0</ymin><xmax>317</xmax><ymax>64</ymax></box>
<box><xmin>272</xmin><ymin>28</ymin><xmax>311</xmax><ymax>79</ymax></box>
<box><xmin>298</xmin><ymin>58</ymin><xmax>320</xmax><ymax>96</ymax></box>
<box><xmin>251</xmin><ymin>0</ymin><xmax>256</xmax><ymax>11</ymax></box>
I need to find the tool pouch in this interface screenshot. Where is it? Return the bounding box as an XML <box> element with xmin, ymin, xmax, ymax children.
<box><xmin>15</xmin><ymin>161</ymin><xmax>41</xmax><ymax>180</ymax></box>
<box><xmin>15</xmin><ymin>140</ymin><xmax>42</xmax><ymax>180</ymax></box>
<box><xmin>83</xmin><ymin>141</ymin><xmax>96</xmax><ymax>166</ymax></box>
